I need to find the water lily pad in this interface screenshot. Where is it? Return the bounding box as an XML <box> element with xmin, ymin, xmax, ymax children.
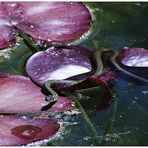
<box><xmin>5</xmin><ymin>2</ymin><xmax>92</xmax><ymax>46</ymax></box>
<box><xmin>112</xmin><ymin>48</ymin><xmax>148</xmax><ymax>81</ymax></box>
<box><xmin>26</xmin><ymin>46</ymin><xmax>95</xmax><ymax>86</ymax></box>
<box><xmin>0</xmin><ymin>73</ymin><xmax>72</xmax><ymax>114</ymax></box>
<box><xmin>0</xmin><ymin>3</ymin><xmax>16</xmax><ymax>49</ymax></box>
<box><xmin>0</xmin><ymin>115</ymin><xmax>60</xmax><ymax>146</ymax></box>
<box><xmin>116</xmin><ymin>48</ymin><xmax>148</xmax><ymax>67</ymax></box>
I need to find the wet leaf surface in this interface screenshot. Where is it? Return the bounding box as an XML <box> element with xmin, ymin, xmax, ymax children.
<box><xmin>112</xmin><ymin>48</ymin><xmax>148</xmax><ymax>81</ymax></box>
<box><xmin>0</xmin><ymin>73</ymin><xmax>72</xmax><ymax>114</ymax></box>
<box><xmin>0</xmin><ymin>2</ymin><xmax>148</xmax><ymax>146</ymax></box>
<box><xmin>0</xmin><ymin>3</ymin><xmax>16</xmax><ymax>49</ymax></box>
<box><xmin>0</xmin><ymin>115</ymin><xmax>60</xmax><ymax>146</ymax></box>
<box><xmin>116</xmin><ymin>48</ymin><xmax>148</xmax><ymax>67</ymax></box>
<box><xmin>5</xmin><ymin>2</ymin><xmax>91</xmax><ymax>46</ymax></box>
<box><xmin>26</xmin><ymin>46</ymin><xmax>94</xmax><ymax>85</ymax></box>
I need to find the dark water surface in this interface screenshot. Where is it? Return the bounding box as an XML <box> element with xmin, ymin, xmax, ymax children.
<box><xmin>0</xmin><ymin>2</ymin><xmax>148</xmax><ymax>146</ymax></box>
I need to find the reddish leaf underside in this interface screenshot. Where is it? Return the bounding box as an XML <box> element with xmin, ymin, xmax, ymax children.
<box><xmin>0</xmin><ymin>73</ymin><xmax>72</xmax><ymax>114</ymax></box>
<box><xmin>0</xmin><ymin>115</ymin><xmax>60</xmax><ymax>146</ymax></box>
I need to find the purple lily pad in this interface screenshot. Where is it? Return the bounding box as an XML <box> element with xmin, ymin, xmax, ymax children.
<box><xmin>0</xmin><ymin>73</ymin><xmax>72</xmax><ymax>114</ymax></box>
<box><xmin>116</xmin><ymin>48</ymin><xmax>148</xmax><ymax>67</ymax></box>
<box><xmin>115</xmin><ymin>48</ymin><xmax>148</xmax><ymax>81</ymax></box>
<box><xmin>0</xmin><ymin>115</ymin><xmax>60</xmax><ymax>146</ymax></box>
<box><xmin>26</xmin><ymin>46</ymin><xmax>95</xmax><ymax>86</ymax></box>
<box><xmin>0</xmin><ymin>3</ymin><xmax>16</xmax><ymax>49</ymax></box>
<box><xmin>6</xmin><ymin>2</ymin><xmax>91</xmax><ymax>46</ymax></box>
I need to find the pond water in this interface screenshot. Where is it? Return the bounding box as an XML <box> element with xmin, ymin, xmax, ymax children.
<box><xmin>0</xmin><ymin>2</ymin><xmax>148</xmax><ymax>146</ymax></box>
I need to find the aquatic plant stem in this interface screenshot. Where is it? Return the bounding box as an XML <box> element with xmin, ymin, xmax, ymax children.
<box><xmin>69</xmin><ymin>94</ymin><xmax>100</xmax><ymax>145</ymax></box>
<box><xmin>18</xmin><ymin>31</ymin><xmax>41</xmax><ymax>53</ymax></box>
<box><xmin>100</xmin><ymin>88</ymin><xmax>117</xmax><ymax>145</ymax></box>
<box><xmin>93</xmin><ymin>50</ymin><xmax>104</xmax><ymax>77</ymax></box>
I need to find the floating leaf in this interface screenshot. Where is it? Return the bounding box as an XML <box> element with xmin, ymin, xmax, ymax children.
<box><xmin>5</xmin><ymin>2</ymin><xmax>92</xmax><ymax>46</ymax></box>
<box><xmin>111</xmin><ymin>48</ymin><xmax>148</xmax><ymax>82</ymax></box>
<box><xmin>0</xmin><ymin>73</ymin><xmax>72</xmax><ymax>114</ymax></box>
<box><xmin>0</xmin><ymin>115</ymin><xmax>60</xmax><ymax>146</ymax></box>
<box><xmin>116</xmin><ymin>48</ymin><xmax>148</xmax><ymax>67</ymax></box>
<box><xmin>26</xmin><ymin>46</ymin><xmax>95</xmax><ymax>86</ymax></box>
<box><xmin>0</xmin><ymin>3</ymin><xmax>16</xmax><ymax>49</ymax></box>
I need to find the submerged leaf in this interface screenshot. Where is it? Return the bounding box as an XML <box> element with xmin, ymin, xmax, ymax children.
<box><xmin>0</xmin><ymin>73</ymin><xmax>72</xmax><ymax>114</ymax></box>
<box><xmin>69</xmin><ymin>77</ymin><xmax>112</xmax><ymax>111</ymax></box>
<box><xmin>0</xmin><ymin>115</ymin><xmax>60</xmax><ymax>146</ymax></box>
<box><xmin>51</xmin><ymin>77</ymin><xmax>112</xmax><ymax>111</ymax></box>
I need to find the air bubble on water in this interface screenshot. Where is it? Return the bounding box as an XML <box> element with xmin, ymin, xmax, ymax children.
<box><xmin>94</xmin><ymin>8</ymin><xmax>103</xmax><ymax>12</ymax></box>
<box><xmin>134</xmin><ymin>97</ymin><xmax>139</xmax><ymax>100</ymax></box>
<box><xmin>132</xmin><ymin>100</ymin><xmax>136</xmax><ymax>104</ymax></box>
<box><xmin>112</xmin><ymin>20</ymin><xmax>115</xmax><ymax>23</ymax></box>
<box><xmin>136</xmin><ymin>3</ymin><xmax>141</xmax><ymax>6</ymax></box>
<box><xmin>83</xmin><ymin>136</ymin><xmax>90</xmax><ymax>141</ymax></box>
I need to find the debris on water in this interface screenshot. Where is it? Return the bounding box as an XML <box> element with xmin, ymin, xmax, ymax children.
<box><xmin>77</xmin><ymin>93</ymin><xmax>90</xmax><ymax>100</ymax></box>
<box><xmin>79</xmin><ymin>131</ymin><xmax>131</xmax><ymax>143</ymax></box>
<box><xmin>27</xmin><ymin>123</ymin><xmax>64</xmax><ymax>146</ymax></box>
<box><xmin>83</xmin><ymin>136</ymin><xmax>90</xmax><ymax>141</ymax></box>
<box><xmin>142</xmin><ymin>90</ymin><xmax>148</xmax><ymax>95</ymax></box>
<box><xmin>64</xmin><ymin>109</ymin><xmax>80</xmax><ymax>115</ymax></box>
<box><xmin>0</xmin><ymin>47</ymin><xmax>15</xmax><ymax>60</ymax></box>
